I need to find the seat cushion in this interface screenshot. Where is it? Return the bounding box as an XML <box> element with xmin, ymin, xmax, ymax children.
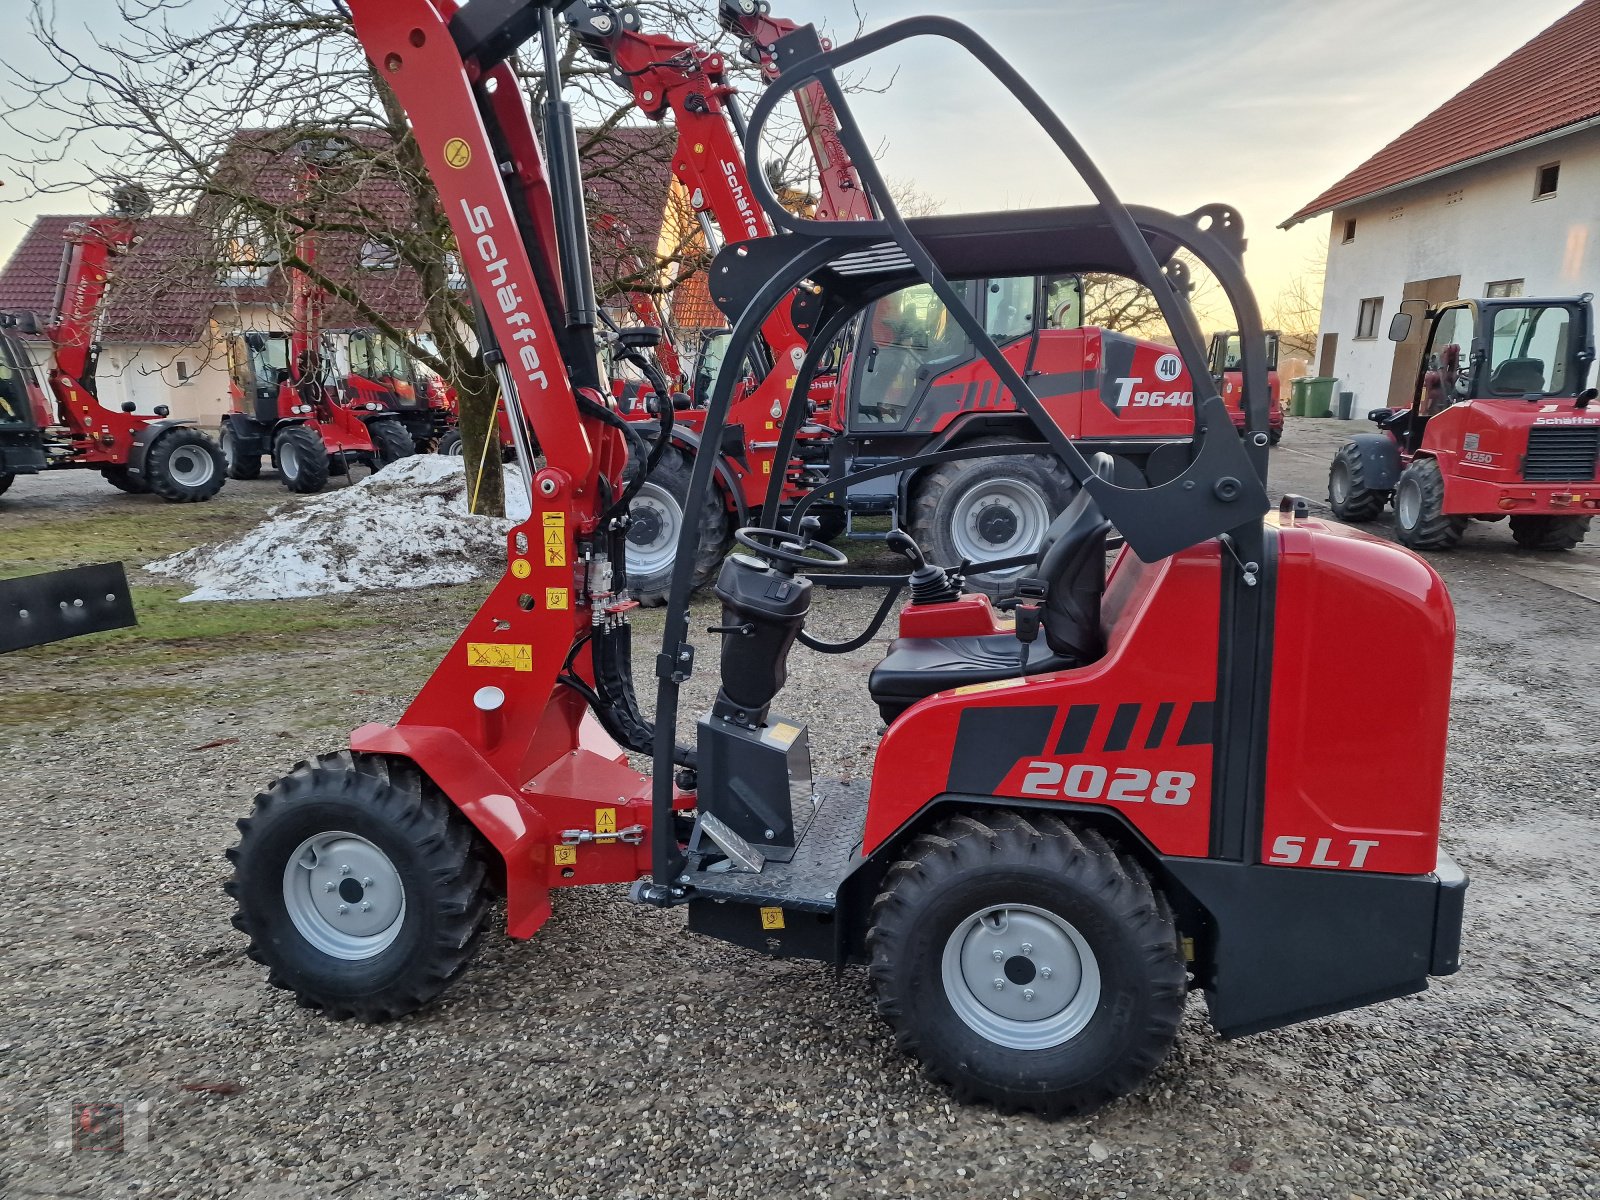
<box><xmin>868</xmin><ymin>633</ymin><xmax>1077</xmax><ymax>723</ymax></box>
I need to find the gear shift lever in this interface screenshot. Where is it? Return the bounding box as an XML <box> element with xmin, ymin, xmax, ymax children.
<box><xmin>887</xmin><ymin>529</ymin><xmax>961</xmax><ymax>605</ymax></box>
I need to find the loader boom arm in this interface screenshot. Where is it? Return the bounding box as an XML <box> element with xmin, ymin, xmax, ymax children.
<box><xmin>44</xmin><ymin>216</ymin><xmax>137</xmax><ymax>420</ymax></box>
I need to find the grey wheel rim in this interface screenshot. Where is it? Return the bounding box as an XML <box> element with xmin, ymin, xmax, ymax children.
<box><xmin>941</xmin><ymin>902</ymin><xmax>1101</xmax><ymax>1050</ymax></box>
<box><xmin>282</xmin><ymin>831</ymin><xmax>406</xmax><ymax>960</ymax></box>
<box><xmin>443</xmin><ymin>437</ymin><xmax>464</xmax><ymax>456</ymax></box>
<box><xmin>626</xmin><ymin>480</ymin><xmax>682</xmax><ymax>578</ymax></box>
<box><xmin>279</xmin><ymin>438</ymin><xmax>302</xmax><ymax>480</ymax></box>
<box><xmin>222</xmin><ymin>430</ymin><xmax>239</xmax><ymax>469</ymax></box>
<box><xmin>1329</xmin><ymin>460</ymin><xmax>1350</xmax><ymax>504</ymax></box>
<box><xmin>166</xmin><ymin>444</ymin><xmax>215</xmax><ymax>487</ymax></box>
<box><xmin>950</xmin><ymin>477</ymin><xmax>1053</xmax><ymax>573</ymax></box>
<box><xmin>1396</xmin><ymin>476</ymin><xmax>1422</xmax><ymax>529</ymax></box>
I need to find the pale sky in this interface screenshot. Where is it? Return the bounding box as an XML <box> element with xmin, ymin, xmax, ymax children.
<box><xmin>0</xmin><ymin>0</ymin><xmax>1583</xmax><ymax>317</ymax></box>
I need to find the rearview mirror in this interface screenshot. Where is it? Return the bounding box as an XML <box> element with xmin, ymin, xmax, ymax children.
<box><xmin>1387</xmin><ymin>312</ymin><xmax>1412</xmax><ymax>343</ymax></box>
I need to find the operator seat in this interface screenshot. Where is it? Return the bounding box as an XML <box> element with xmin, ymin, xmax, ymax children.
<box><xmin>1489</xmin><ymin>358</ymin><xmax>1546</xmax><ymax>395</ymax></box>
<box><xmin>867</xmin><ymin>455</ymin><xmax>1115</xmax><ymax>722</ymax></box>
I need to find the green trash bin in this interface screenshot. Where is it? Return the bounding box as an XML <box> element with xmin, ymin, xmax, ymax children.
<box><xmin>1303</xmin><ymin>376</ymin><xmax>1337</xmax><ymax>418</ymax></box>
<box><xmin>1289</xmin><ymin>378</ymin><xmax>1309</xmax><ymax>417</ymax></box>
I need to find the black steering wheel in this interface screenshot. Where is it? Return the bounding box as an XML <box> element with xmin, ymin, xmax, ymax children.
<box><xmin>734</xmin><ymin>525</ymin><xmax>850</xmax><ymax>572</ymax></box>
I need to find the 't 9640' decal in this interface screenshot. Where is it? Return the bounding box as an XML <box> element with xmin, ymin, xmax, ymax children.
<box><xmin>1019</xmin><ymin>762</ymin><xmax>1197</xmax><ymax>806</ymax></box>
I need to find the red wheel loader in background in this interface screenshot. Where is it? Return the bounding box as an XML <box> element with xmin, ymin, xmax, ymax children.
<box><xmin>0</xmin><ymin>189</ymin><xmax>226</xmax><ymax>503</ymax></box>
<box><xmin>225</xmin><ymin>0</ymin><xmax>1465</xmax><ymax>1119</ymax></box>
<box><xmin>330</xmin><ymin>327</ymin><xmax>457</xmax><ymax>452</ymax></box>
<box><xmin>1208</xmin><ymin>328</ymin><xmax>1285</xmax><ymax>445</ymax></box>
<box><xmin>573</xmin><ymin>2</ymin><xmax>1219</xmax><ymax>601</ymax></box>
<box><xmin>219</xmin><ymin>140</ymin><xmax>415</xmax><ymax>492</ymax></box>
<box><xmin>1329</xmin><ymin>294</ymin><xmax>1597</xmax><ymax>551</ymax></box>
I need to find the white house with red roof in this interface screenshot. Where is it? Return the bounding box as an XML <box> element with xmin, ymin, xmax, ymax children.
<box><xmin>1283</xmin><ymin>0</ymin><xmax>1600</xmax><ymax>414</ymax></box>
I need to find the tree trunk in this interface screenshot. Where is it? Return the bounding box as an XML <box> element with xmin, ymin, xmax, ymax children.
<box><xmin>454</xmin><ymin>369</ymin><xmax>506</xmax><ymax>518</ymax></box>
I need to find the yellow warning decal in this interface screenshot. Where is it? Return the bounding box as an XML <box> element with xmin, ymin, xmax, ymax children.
<box><xmin>554</xmin><ymin>846</ymin><xmax>577</xmax><ymax>866</ymax></box>
<box><xmin>542</xmin><ymin>511</ymin><xmax>567</xmax><ymax>567</ymax></box>
<box><xmin>545</xmin><ymin>587</ymin><xmax>569</xmax><ymax>610</ymax></box>
<box><xmin>595</xmin><ymin>808</ymin><xmax>617</xmax><ymax>835</ymax></box>
<box><xmin>768</xmin><ymin>721</ymin><xmax>801</xmax><ymax>746</ymax></box>
<box><xmin>467</xmin><ymin>642</ymin><xmax>533</xmax><ymax>672</ymax></box>
<box><xmin>949</xmin><ymin>676</ymin><xmax>1029</xmax><ymax>696</ymax></box>
<box><xmin>510</xmin><ymin>559</ymin><xmax>532</xmax><ymax>579</ymax></box>
<box><xmin>443</xmin><ymin>138</ymin><xmax>472</xmax><ymax>169</ymax></box>
<box><xmin>762</xmin><ymin>460</ymin><xmax>771</xmax><ymax>474</ymax></box>
<box><xmin>760</xmin><ymin>906</ymin><xmax>785</xmax><ymax>931</ymax></box>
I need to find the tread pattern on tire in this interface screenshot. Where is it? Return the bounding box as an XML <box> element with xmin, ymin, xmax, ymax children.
<box><xmin>101</xmin><ymin>464</ymin><xmax>149</xmax><ymax>494</ymax></box>
<box><xmin>222</xmin><ymin>425</ymin><xmax>262</xmax><ymax>480</ymax></box>
<box><xmin>1509</xmin><ymin>514</ymin><xmax>1590</xmax><ymax>551</ymax></box>
<box><xmin>145</xmin><ymin>427</ymin><xmax>226</xmax><ymax>502</ymax></box>
<box><xmin>865</xmin><ymin>807</ymin><xmax>1186</xmax><ymax>1118</ymax></box>
<box><xmin>275</xmin><ymin>424</ymin><xmax>330</xmax><ymax>494</ymax></box>
<box><xmin>1328</xmin><ymin>441</ymin><xmax>1385</xmax><ymax>522</ymax></box>
<box><xmin>224</xmin><ymin>750</ymin><xmax>491</xmax><ymax>1022</ymax></box>
<box><xmin>629</xmin><ymin>444</ymin><xmax>729</xmax><ymax>607</ymax></box>
<box><xmin>1395</xmin><ymin>457</ymin><xmax>1467</xmax><ymax>550</ymax></box>
<box><xmin>369</xmin><ymin>419</ymin><xmax>415</xmax><ymax>468</ymax></box>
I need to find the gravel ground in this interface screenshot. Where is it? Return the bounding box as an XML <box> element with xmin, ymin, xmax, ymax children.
<box><xmin>2</xmin><ymin>423</ymin><xmax>1597</xmax><ymax>1199</ymax></box>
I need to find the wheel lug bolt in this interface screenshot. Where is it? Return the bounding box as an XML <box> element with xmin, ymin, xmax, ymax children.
<box><xmin>361</xmin><ymin>901</ymin><xmax>371</xmax><ymax>912</ymax></box>
<box><xmin>1020</xmin><ymin>943</ymin><xmax>1033</xmax><ymax>955</ymax></box>
<box><xmin>992</xmin><ymin>949</ymin><xmax>1004</xmax><ymax>962</ymax></box>
<box><xmin>339</xmin><ymin>865</ymin><xmax>351</xmax><ymax>876</ymax></box>
<box><xmin>337</xmin><ymin>904</ymin><xmax>349</xmax><ymax>915</ymax></box>
<box><xmin>324</xmin><ymin>882</ymin><xmax>336</xmax><ymax>892</ymax></box>
<box><xmin>1040</xmin><ymin>967</ymin><xmax>1053</xmax><ymax>979</ymax></box>
<box><xmin>361</xmin><ymin>877</ymin><xmax>374</xmax><ymax>887</ymax></box>
<box><xmin>993</xmin><ymin>979</ymin><xmax>1005</xmax><ymax>991</ymax></box>
<box><xmin>1023</xmin><ymin>988</ymin><xmax>1035</xmax><ymax>1002</ymax></box>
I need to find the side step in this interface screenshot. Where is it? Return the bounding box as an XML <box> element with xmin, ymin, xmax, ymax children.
<box><xmin>690</xmin><ymin>811</ymin><xmax>766</xmax><ymax>873</ymax></box>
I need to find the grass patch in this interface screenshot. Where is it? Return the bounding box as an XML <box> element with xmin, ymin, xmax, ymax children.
<box><xmin>0</xmin><ymin>681</ymin><xmax>207</xmax><ymax>726</ymax></box>
<box><xmin>0</xmin><ymin>501</ymin><xmax>275</xmax><ymax>580</ymax></box>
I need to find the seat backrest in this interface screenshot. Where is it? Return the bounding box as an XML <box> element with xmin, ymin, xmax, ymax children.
<box><xmin>1489</xmin><ymin>357</ymin><xmax>1546</xmax><ymax>395</ymax></box>
<box><xmin>1033</xmin><ymin>453</ymin><xmax>1113</xmax><ymax>660</ymax></box>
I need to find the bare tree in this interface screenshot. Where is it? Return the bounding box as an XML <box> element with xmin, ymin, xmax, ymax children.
<box><xmin>1266</xmin><ymin>249</ymin><xmax>1326</xmax><ymax>361</ymax></box>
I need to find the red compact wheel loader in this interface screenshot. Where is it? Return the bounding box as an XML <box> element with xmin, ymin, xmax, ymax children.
<box><xmin>573</xmin><ymin>2</ymin><xmax>1217</xmax><ymax>601</ymax></box>
<box><xmin>332</xmin><ymin>327</ymin><xmax>457</xmax><ymax>453</ymax></box>
<box><xmin>218</xmin><ymin>141</ymin><xmax>415</xmax><ymax>492</ymax></box>
<box><xmin>1208</xmin><ymin>328</ymin><xmax>1284</xmax><ymax>445</ymax></box>
<box><xmin>225</xmin><ymin>0</ymin><xmax>1466</xmax><ymax>1118</ymax></box>
<box><xmin>0</xmin><ymin>190</ymin><xmax>226</xmax><ymax>503</ymax></box>
<box><xmin>1329</xmin><ymin>295</ymin><xmax>1598</xmax><ymax>551</ymax></box>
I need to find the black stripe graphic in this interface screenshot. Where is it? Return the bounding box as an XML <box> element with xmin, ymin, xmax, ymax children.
<box><xmin>1145</xmin><ymin>702</ymin><xmax>1175</xmax><ymax>748</ymax></box>
<box><xmin>1103</xmin><ymin>703</ymin><xmax>1141</xmax><ymax>752</ymax></box>
<box><xmin>1177</xmin><ymin>700</ymin><xmax>1217</xmax><ymax>747</ymax></box>
<box><xmin>948</xmin><ymin>706</ymin><xmax>1055</xmax><ymax>794</ymax></box>
<box><xmin>1053</xmin><ymin>704</ymin><xmax>1099</xmax><ymax>754</ymax></box>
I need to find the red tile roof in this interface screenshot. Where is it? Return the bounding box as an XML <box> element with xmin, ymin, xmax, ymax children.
<box><xmin>1283</xmin><ymin>0</ymin><xmax>1600</xmax><ymax>228</ymax></box>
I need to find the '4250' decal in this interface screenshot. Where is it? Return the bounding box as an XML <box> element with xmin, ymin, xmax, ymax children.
<box><xmin>1019</xmin><ymin>763</ymin><xmax>1196</xmax><ymax>805</ymax></box>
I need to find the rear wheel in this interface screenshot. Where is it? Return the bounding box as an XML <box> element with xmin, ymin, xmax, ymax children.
<box><xmin>911</xmin><ymin>437</ymin><xmax>1073</xmax><ymax>599</ymax></box>
<box><xmin>867</xmin><ymin>810</ymin><xmax>1185</xmax><ymax>1117</ymax></box>
<box><xmin>275</xmin><ymin>424</ymin><xmax>330</xmax><ymax>494</ymax></box>
<box><xmin>0</xmin><ymin>470</ymin><xmax>13</xmax><ymax>496</ymax></box>
<box><xmin>101</xmin><ymin>464</ymin><xmax>149</xmax><ymax>494</ymax></box>
<box><xmin>1509</xmin><ymin>514</ymin><xmax>1590</xmax><ymax>551</ymax></box>
<box><xmin>1327</xmin><ymin>441</ymin><xmax>1386</xmax><ymax>522</ymax></box>
<box><xmin>145</xmin><ymin>428</ymin><xmax>226</xmax><ymax>502</ymax></box>
<box><xmin>625</xmin><ymin>445</ymin><xmax>729</xmax><ymax>606</ymax></box>
<box><xmin>1268</xmin><ymin>426</ymin><xmax>1283</xmax><ymax>447</ymax></box>
<box><xmin>1393</xmin><ymin>457</ymin><xmax>1466</xmax><ymax>551</ymax></box>
<box><xmin>224</xmin><ymin>751</ymin><xmax>492</xmax><ymax>1022</ymax></box>
<box><xmin>221</xmin><ymin>423</ymin><xmax>262</xmax><ymax>480</ymax></box>
<box><xmin>437</xmin><ymin>429</ymin><xmax>464</xmax><ymax>456</ymax></box>
<box><xmin>369</xmin><ymin>420</ymin><xmax>415</xmax><ymax>469</ymax></box>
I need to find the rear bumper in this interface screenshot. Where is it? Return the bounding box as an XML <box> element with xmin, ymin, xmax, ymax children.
<box><xmin>1429</xmin><ymin>848</ymin><xmax>1468</xmax><ymax>976</ymax></box>
<box><xmin>1446</xmin><ymin>475</ymin><xmax>1600</xmax><ymax>516</ymax></box>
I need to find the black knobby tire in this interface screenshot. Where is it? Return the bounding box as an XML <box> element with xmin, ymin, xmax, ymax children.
<box><xmin>1509</xmin><ymin>514</ymin><xmax>1590</xmax><ymax>551</ymax></box>
<box><xmin>224</xmin><ymin>751</ymin><xmax>492</xmax><ymax>1022</ymax></box>
<box><xmin>145</xmin><ymin>427</ymin><xmax>226</xmax><ymax>502</ymax></box>
<box><xmin>437</xmin><ymin>428</ymin><xmax>464</xmax><ymax>456</ymax></box>
<box><xmin>909</xmin><ymin>437</ymin><xmax>1074</xmax><ymax>600</ymax></box>
<box><xmin>866</xmin><ymin>810</ymin><xmax>1186</xmax><ymax>1117</ymax></box>
<box><xmin>275</xmin><ymin>424</ymin><xmax>331</xmax><ymax>494</ymax></box>
<box><xmin>626</xmin><ymin>444</ymin><xmax>730</xmax><ymax>607</ymax></box>
<box><xmin>221</xmin><ymin>424</ymin><xmax>262</xmax><ymax>480</ymax></box>
<box><xmin>1393</xmin><ymin>457</ymin><xmax>1466</xmax><ymax>551</ymax></box>
<box><xmin>1268</xmin><ymin>426</ymin><xmax>1283</xmax><ymax>447</ymax></box>
<box><xmin>0</xmin><ymin>470</ymin><xmax>15</xmax><ymax>497</ymax></box>
<box><xmin>101</xmin><ymin>464</ymin><xmax>150</xmax><ymax>494</ymax></box>
<box><xmin>1327</xmin><ymin>441</ymin><xmax>1386</xmax><ymax>522</ymax></box>
<box><xmin>369</xmin><ymin>419</ymin><xmax>415</xmax><ymax>469</ymax></box>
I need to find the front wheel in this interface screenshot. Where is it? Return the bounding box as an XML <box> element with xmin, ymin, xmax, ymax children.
<box><xmin>1327</xmin><ymin>441</ymin><xmax>1386</xmax><ymax>522</ymax></box>
<box><xmin>625</xmin><ymin>445</ymin><xmax>729</xmax><ymax>606</ymax></box>
<box><xmin>224</xmin><ymin>752</ymin><xmax>492</xmax><ymax>1022</ymax></box>
<box><xmin>1510</xmin><ymin>514</ymin><xmax>1590</xmax><ymax>551</ymax></box>
<box><xmin>275</xmin><ymin>424</ymin><xmax>331</xmax><ymax>494</ymax></box>
<box><xmin>437</xmin><ymin>429</ymin><xmax>464</xmax><ymax>456</ymax></box>
<box><xmin>1393</xmin><ymin>457</ymin><xmax>1466</xmax><ymax>551</ymax></box>
<box><xmin>101</xmin><ymin>464</ymin><xmax>150</xmax><ymax>494</ymax></box>
<box><xmin>867</xmin><ymin>810</ymin><xmax>1186</xmax><ymax>1117</ymax></box>
<box><xmin>369</xmin><ymin>420</ymin><xmax>415</xmax><ymax>469</ymax></box>
<box><xmin>222</xmin><ymin>424</ymin><xmax>262</xmax><ymax>480</ymax></box>
<box><xmin>146</xmin><ymin>428</ymin><xmax>226</xmax><ymax>502</ymax></box>
<box><xmin>910</xmin><ymin>438</ymin><xmax>1073</xmax><ymax>599</ymax></box>
<box><xmin>0</xmin><ymin>470</ymin><xmax>13</xmax><ymax>497</ymax></box>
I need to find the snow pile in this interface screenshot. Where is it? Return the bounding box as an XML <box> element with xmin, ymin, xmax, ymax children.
<box><xmin>149</xmin><ymin>456</ymin><xmax>532</xmax><ymax>602</ymax></box>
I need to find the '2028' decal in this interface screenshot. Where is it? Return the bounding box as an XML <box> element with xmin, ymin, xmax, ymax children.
<box><xmin>1019</xmin><ymin>762</ymin><xmax>1197</xmax><ymax>806</ymax></box>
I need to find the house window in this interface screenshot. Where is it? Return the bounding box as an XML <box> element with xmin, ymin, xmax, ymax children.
<box><xmin>1355</xmin><ymin>297</ymin><xmax>1383</xmax><ymax>340</ymax></box>
<box><xmin>1534</xmin><ymin>162</ymin><xmax>1560</xmax><ymax>199</ymax></box>
<box><xmin>359</xmin><ymin>238</ymin><xmax>399</xmax><ymax>270</ymax></box>
<box><xmin>1485</xmin><ymin>279</ymin><xmax>1524</xmax><ymax>298</ymax></box>
<box><xmin>216</xmin><ymin>213</ymin><xmax>276</xmax><ymax>286</ymax></box>
<box><xmin>1342</xmin><ymin>218</ymin><xmax>1357</xmax><ymax>244</ymax></box>
<box><xmin>175</xmin><ymin>360</ymin><xmax>192</xmax><ymax>383</ymax></box>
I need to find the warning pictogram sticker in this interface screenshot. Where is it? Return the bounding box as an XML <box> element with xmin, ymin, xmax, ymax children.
<box><xmin>542</xmin><ymin>511</ymin><xmax>567</xmax><ymax>567</ymax></box>
<box><xmin>443</xmin><ymin>138</ymin><xmax>472</xmax><ymax>169</ymax></box>
<box><xmin>466</xmin><ymin>642</ymin><xmax>533</xmax><ymax>672</ymax></box>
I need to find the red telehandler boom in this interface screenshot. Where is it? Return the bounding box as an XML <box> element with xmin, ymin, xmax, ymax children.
<box><xmin>0</xmin><ymin>188</ymin><xmax>226</xmax><ymax>502</ymax></box>
<box><xmin>218</xmin><ymin>140</ymin><xmax>416</xmax><ymax>492</ymax></box>
<box><xmin>226</xmin><ymin>0</ymin><xmax>1464</xmax><ymax>1119</ymax></box>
